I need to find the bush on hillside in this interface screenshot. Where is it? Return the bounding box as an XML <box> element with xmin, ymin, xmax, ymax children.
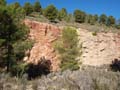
<box><xmin>55</xmin><ymin>27</ymin><xmax>80</xmax><ymax>71</ymax></box>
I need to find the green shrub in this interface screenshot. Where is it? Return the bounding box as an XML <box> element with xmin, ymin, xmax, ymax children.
<box><xmin>92</xmin><ymin>31</ymin><xmax>97</xmax><ymax>36</ymax></box>
<box><xmin>10</xmin><ymin>63</ymin><xmax>28</xmax><ymax>77</ymax></box>
<box><xmin>13</xmin><ymin>40</ymin><xmax>34</xmax><ymax>60</ymax></box>
<box><xmin>115</xmin><ymin>25</ymin><xmax>120</xmax><ymax>29</ymax></box>
<box><xmin>55</xmin><ymin>27</ymin><xmax>80</xmax><ymax>71</ymax></box>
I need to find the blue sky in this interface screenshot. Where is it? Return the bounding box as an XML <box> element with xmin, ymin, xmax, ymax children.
<box><xmin>7</xmin><ymin>0</ymin><xmax>120</xmax><ymax>20</ymax></box>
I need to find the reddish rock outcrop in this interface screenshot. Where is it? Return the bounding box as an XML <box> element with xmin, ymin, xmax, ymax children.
<box><xmin>24</xmin><ymin>19</ymin><xmax>60</xmax><ymax>71</ymax></box>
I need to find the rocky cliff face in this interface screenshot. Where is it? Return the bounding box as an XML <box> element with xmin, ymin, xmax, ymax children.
<box><xmin>24</xmin><ymin>19</ymin><xmax>120</xmax><ymax>70</ymax></box>
<box><xmin>77</xmin><ymin>28</ymin><xmax>120</xmax><ymax>66</ymax></box>
<box><xmin>24</xmin><ymin>19</ymin><xmax>61</xmax><ymax>71</ymax></box>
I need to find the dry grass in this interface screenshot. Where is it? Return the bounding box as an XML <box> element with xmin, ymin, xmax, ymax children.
<box><xmin>0</xmin><ymin>65</ymin><xmax>120</xmax><ymax>90</ymax></box>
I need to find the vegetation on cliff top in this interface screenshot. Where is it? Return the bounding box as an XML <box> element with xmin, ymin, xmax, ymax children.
<box><xmin>12</xmin><ymin>0</ymin><xmax>119</xmax><ymax>29</ymax></box>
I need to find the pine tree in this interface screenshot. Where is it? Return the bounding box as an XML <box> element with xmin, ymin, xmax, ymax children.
<box><xmin>74</xmin><ymin>9</ymin><xmax>86</xmax><ymax>23</ymax></box>
<box><xmin>0</xmin><ymin>0</ymin><xmax>6</xmax><ymax>6</ymax></box>
<box><xmin>7</xmin><ymin>2</ymin><xmax>25</xmax><ymax>19</ymax></box>
<box><xmin>44</xmin><ymin>5</ymin><xmax>57</xmax><ymax>21</ymax></box>
<box><xmin>57</xmin><ymin>8</ymin><xmax>67</xmax><ymax>21</ymax></box>
<box><xmin>33</xmin><ymin>1</ymin><xmax>42</xmax><ymax>13</ymax></box>
<box><xmin>23</xmin><ymin>2</ymin><xmax>33</xmax><ymax>15</ymax></box>
<box><xmin>94</xmin><ymin>14</ymin><xmax>98</xmax><ymax>22</ymax></box>
<box><xmin>107</xmin><ymin>16</ymin><xmax>115</xmax><ymax>26</ymax></box>
<box><xmin>0</xmin><ymin>5</ymin><xmax>30</xmax><ymax>73</ymax></box>
<box><xmin>99</xmin><ymin>14</ymin><xmax>107</xmax><ymax>24</ymax></box>
<box><xmin>14</xmin><ymin>2</ymin><xmax>21</xmax><ymax>9</ymax></box>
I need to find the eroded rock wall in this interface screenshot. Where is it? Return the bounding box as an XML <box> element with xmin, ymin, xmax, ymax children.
<box><xmin>77</xmin><ymin>28</ymin><xmax>120</xmax><ymax>66</ymax></box>
<box><xmin>24</xmin><ymin>19</ymin><xmax>61</xmax><ymax>71</ymax></box>
<box><xmin>24</xmin><ymin>19</ymin><xmax>120</xmax><ymax>70</ymax></box>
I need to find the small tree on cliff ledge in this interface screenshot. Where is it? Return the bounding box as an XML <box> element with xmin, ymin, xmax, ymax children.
<box><xmin>55</xmin><ymin>27</ymin><xmax>80</xmax><ymax>71</ymax></box>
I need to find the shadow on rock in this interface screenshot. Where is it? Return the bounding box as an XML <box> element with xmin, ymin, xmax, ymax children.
<box><xmin>26</xmin><ymin>57</ymin><xmax>51</xmax><ymax>80</ymax></box>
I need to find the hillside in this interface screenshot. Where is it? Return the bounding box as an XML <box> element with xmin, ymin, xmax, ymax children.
<box><xmin>23</xmin><ymin>18</ymin><xmax>120</xmax><ymax>69</ymax></box>
<box><xmin>1</xmin><ymin>0</ymin><xmax>120</xmax><ymax>90</ymax></box>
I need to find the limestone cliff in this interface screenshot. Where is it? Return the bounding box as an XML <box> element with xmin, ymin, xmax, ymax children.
<box><xmin>77</xmin><ymin>28</ymin><xmax>120</xmax><ymax>66</ymax></box>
